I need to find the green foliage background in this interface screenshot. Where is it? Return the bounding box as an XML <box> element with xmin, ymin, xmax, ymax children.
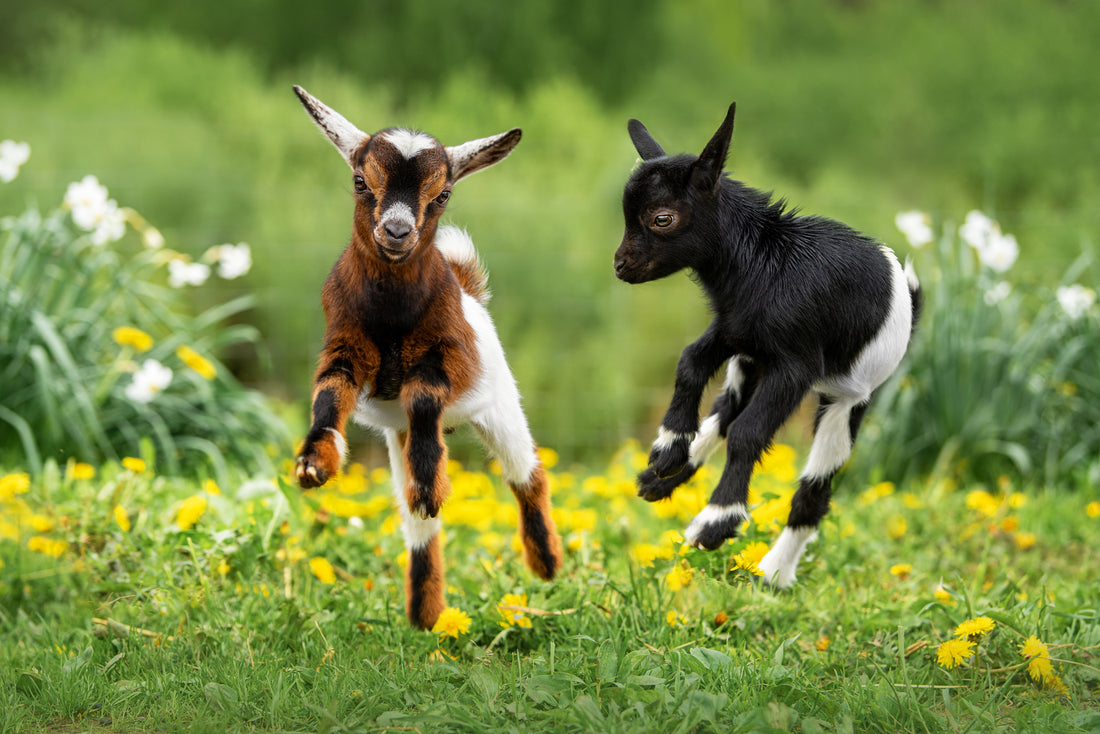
<box><xmin>3</xmin><ymin>0</ymin><xmax>1098</xmax><ymax>463</ymax></box>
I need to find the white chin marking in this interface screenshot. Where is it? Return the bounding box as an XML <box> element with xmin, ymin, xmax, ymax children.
<box><xmin>758</xmin><ymin>527</ymin><xmax>818</xmax><ymax>589</ymax></box>
<box><xmin>324</xmin><ymin>427</ymin><xmax>348</xmax><ymax>464</ymax></box>
<box><xmin>683</xmin><ymin>504</ymin><xmax>747</xmax><ymax>546</ymax></box>
<box><xmin>383</xmin><ymin>129</ymin><xmax>437</xmax><ymax>159</ymax></box>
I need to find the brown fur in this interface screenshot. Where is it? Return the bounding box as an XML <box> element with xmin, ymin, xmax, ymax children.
<box><xmin>405</xmin><ymin>536</ymin><xmax>445</xmax><ymax>630</ymax></box>
<box><xmin>510</xmin><ymin>463</ymin><xmax>564</xmax><ymax>580</ymax></box>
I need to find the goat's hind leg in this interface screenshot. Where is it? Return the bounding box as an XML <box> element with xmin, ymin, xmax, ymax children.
<box><xmin>684</xmin><ymin>369</ymin><xmax>805</xmax><ymax>550</ymax></box>
<box><xmin>474</xmin><ymin>409</ymin><xmax>563</xmax><ymax>581</ymax></box>
<box><xmin>386</xmin><ymin>430</ymin><xmax>446</xmax><ymax>629</ymax></box>
<box><xmin>758</xmin><ymin>396</ymin><xmax>869</xmax><ymax>589</ymax></box>
<box><xmin>639</xmin><ymin>357</ymin><xmax>758</xmax><ymax>501</ymax></box>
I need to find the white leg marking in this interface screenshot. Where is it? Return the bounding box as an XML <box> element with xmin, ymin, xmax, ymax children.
<box><xmin>684</xmin><ymin>503</ymin><xmax>748</xmax><ymax>547</ymax></box>
<box><xmin>758</xmin><ymin>527</ymin><xmax>818</xmax><ymax>589</ymax></box>
<box><xmin>653</xmin><ymin>426</ymin><xmax>691</xmax><ymax>451</ymax></box>
<box><xmin>801</xmin><ymin>403</ymin><xmax>854</xmax><ymax>480</ymax></box>
<box><xmin>385</xmin><ymin>430</ymin><xmax>439</xmax><ymax>550</ymax></box>
<box><xmin>324</xmin><ymin>427</ymin><xmax>348</xmax><ymax>464</ymax></box>
<box><xmin>688</xmin><ymin>415</ymin><xmax>723</xmax><ymax>465</ymax></box>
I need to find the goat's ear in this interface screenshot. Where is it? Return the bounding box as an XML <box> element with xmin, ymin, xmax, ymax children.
<box><xmin>691</xmin><ymin>102</ymin><xmax>736</xmax><ymax>191</ymax></box>
<box><xmin>293</xmin><ymin>85</ymin><xmax>371</xmax><ymax>168</ymax></box>
<box><xmin>446</xmin><ymin>129</ymin><xmax>522</xmax><ymax>182</ymax></box>
<box><xmin>627</xmin><ymin>119</ymin><xmax>666</xmax><ymax>160</ymax></box>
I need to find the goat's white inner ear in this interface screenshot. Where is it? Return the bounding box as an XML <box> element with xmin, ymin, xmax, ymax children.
<box><xmin>446</xmin><ymin>129</ymin><xmax>521</xmax><ymax>182</ymax></box>
<box><xmin>293</xmin><ymin>85</ymin><xmax>371</xmax><ymax>168</ymax></box>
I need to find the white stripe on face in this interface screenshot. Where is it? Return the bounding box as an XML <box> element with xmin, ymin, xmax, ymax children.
<box><xmin>383</xmin><ymin>129</ymin><xmax>437</xmax><ymax>159</ymax></box>
<box><xmin>381</xmin><ymin>201</ymin><xmax>416</xmax><ymax>228</ymax></box>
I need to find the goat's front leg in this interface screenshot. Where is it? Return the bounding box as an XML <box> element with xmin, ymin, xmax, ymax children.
<box><xmin>296</xmin><ymin>339</ymin><xmax>375</xmax><ymax>488</ymax></box>
<box><xmin>401</xmin><ymin>359</ymin><xmax>452</xmax><ymax>519</ymax></box>
<box><xmin>639</xmin><ymin>356</ymin><xmax>760</xmax><ymax>501</ymax></box>
<box><xmin>685</xmin><ymin>368</ymin><xmax>810</xmax><ymax>550</ymax></box>
<box><xmin>647</xmin><ymin>324</ymin><xmax>729</xmax><ymax>479</ymax></box>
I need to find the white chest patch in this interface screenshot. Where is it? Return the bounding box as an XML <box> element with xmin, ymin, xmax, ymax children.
<box><xmin>383</xmin><ymin>129</ymin><xmax>437</xmax><ymax>159</ymax></box>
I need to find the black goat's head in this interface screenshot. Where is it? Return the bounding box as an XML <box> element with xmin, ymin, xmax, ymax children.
<box><xmin>293</xmin><ymin>85</ymin><xmax>521</xmax><ymax>265</ymax></box>
<box><xmin>614</xmin><ymin>103</ymin><xmax>736</xmax><ymax>283</ymax></box>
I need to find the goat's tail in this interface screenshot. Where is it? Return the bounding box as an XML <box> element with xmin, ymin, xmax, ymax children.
<box><xmin>903</xmin><ymin>257</ymin><xmax>923</xmax><ymax>339</ymax></box>
<box><xmin>436</xmin><ymin>225</ymin><xmax>490</xmax><ymax>305</ymax></box>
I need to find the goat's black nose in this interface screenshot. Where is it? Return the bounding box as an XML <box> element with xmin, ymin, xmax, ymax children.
<box><xmin>384</xmin><ymin>221</ymin><xmax>411</xmax><ymax>242</ymax></box>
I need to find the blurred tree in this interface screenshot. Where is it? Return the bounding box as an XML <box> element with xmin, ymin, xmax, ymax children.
<box><xmin>8</xmin><ymin>0</ymin><xmax>667</xmax><ymax>104</ymax></box>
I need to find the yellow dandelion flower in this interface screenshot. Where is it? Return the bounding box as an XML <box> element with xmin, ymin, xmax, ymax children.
<box><xmin>177</xmin><ymin>345</ymin><xmax>217</xmax><ymax>380</ymax></box>
<box><xmin>965</xmin><ymin>490</ymin><xmax>999</xmax><ymax>518</ymax></box>
<box><xmin>1019</xmin><ymin>635</ymin><xmax>1058</xmax><ymax>683</ymax></box>
<box><xmin>666</xmin><ymin>610</ymin><xmax>687</xmax><ymax>628</ymax></box>
<box><xmin>113</xmin><ymin>505</ymin><xmax>130</xmax><ymax>532</ymax></box>
<box><xmin>732</xmin><ymin>541</ymin><xmax>769</xmax><ymax>576</ymax></box>
<box><xmin>121</xmin><ymin>457</ymin><xmax>146</xmax><ymax>473</ymax></box>
<box><xmin>567</xmin><ymin>508</ymin><xmax>597</xmax><ymax>533</ymax></box>
<box><xmin>815</xmin><ymin>636</ymin><xmax>831</xmax><ymax>652</ymax></box>
<box><xmin>954</xmin><ymin>616</ymin><xmax>995</xmax><ymax>640</ymax></box>
<box><xmin>309</xmin><ymin>556</ymin><xmax>337</xmax><ymax>584</ymax></box>
<box><xmin>936</xmin><ymin>638</ymin><xmax>975</xmax><ymax>669</ymax></box>
<box><xmin>1</xmin><ymin>472</ymin><xmax>31</xmax><ymax>500</ymax></box>
<box><xmin>29</xmin><ymin>514</ymin><xmax>53</xmax><ymax>533</ymax></box>
<box><xmin>498</xmin><ymin>593</ymin><xmax>532</xmax><ymax>629</ymax></box>
<box><xmin>933</xmin><ymin>582</ymin><xmax>955</xmax><ymax>606</ymax></box>
<box><xmin>901</xmin><ymin>492</ymin><xmax>923</xmax><ymax>509</ymax></box>
<box><xmin>478</xmin><ymin>532</ymin><xmax>505</xmax><ymax>553</ymax></box>
<box><xmin>889</xmin><ymin>563</ymin><xmax>913</xmax><ymax>578</ymax></box>
<box><xmin>432</xmin><ymin>607</ymin><xmax>472</xmax><ymax>639</ymax></box>
<box><xmin>1008</xmin><ymin>492</ymin><xmax>1026</xmax><ymax>509</ymax></box>
<box><xmin>751</xmin><ymin>494</ymin><xmax>792</xmax><ymax>531</ymax></box>
<box><xmin>1014</xmin><ymin>531</ymin><xmax>1037</xmax><ymax>550</ymax></box>
<box><xmin>631</xmin><ymin>543</ymin><xmax>660</xmax><ymax>568</ymax></box>
<box><xmin>536</xmin><ymin>447</ymin><xmax>559</xmax><ymax>469</ymax></box>
<box><xmin>217</xmin><ymin>560</ymin><xmax>231</xmax><ymax>576</ymax></box>
<box><xmin>175</xmin><ymin>494</ymin><xmax>207</xmax><ymax>531</ymax></box>
<box><xmin>1000</xmin><ymin>516</ymin><xmax>1019</xmax><ymax>532</ymax></box>
<box><xmin>1086</xmin><ymin>501</ymin><xmax>1100</xmax><ymax>518</ymax></box>
<box><xmin>112</xmin><ymin>326</ymin><xmax>154</xmax><ymax>352</ymax></box>
<box><xmin>886</xmin><ymin>514</ymin><xmax>907</xmax><ymax>540</ymax></box>
<box><xmin>202</xmin><ymin>479</ymin><xmax>221</xmax><ymax>496</ymax></box>
<box><xmin>756</xmin><ymin>443</ymin><xmax>797</xmax><ymax>481</ymax></box>
<box><xmin>27</xmin><ymin>536</ymin><xmax>67</xmax><ymax>558</ymax></box>
<box><xmin>665</xmin><ymin>562</ymin><xmax>694</xmax><ymax>592</ymax></box>
<box><xmin>659</xmin><ymin>529</ymin><xmax>684</xmax><ymax>548</ymax></box>
<box><xmin>566</xmin><ymin>534</ymin><xmax>584</xmax><ymax>552</ymax></box>
<box><xmin>68</xmin><ymin>462</ymin><xmax>96</xmax><ymax>481</ymax></box>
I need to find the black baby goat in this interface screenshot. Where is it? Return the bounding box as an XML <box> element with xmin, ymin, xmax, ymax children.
<box><xmin>615</xmin><ymin>103</ymin><xmax>922</xmax><ymax>588</ymax></box>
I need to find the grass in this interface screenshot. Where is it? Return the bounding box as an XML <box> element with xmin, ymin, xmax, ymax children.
<box><xmin>2</xmin><ymin>444</ymin><xmax>1098</xmax><ymax>733</ymax></box>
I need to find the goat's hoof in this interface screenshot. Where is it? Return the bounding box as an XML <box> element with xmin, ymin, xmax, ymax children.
<box><xmin>637</xmin><ymin>465</ymin><xmax>692</xmax><ymax>502</ymax></box>
<box><xmin>295</xmin><ymin>456</ymin><xmax>330</xmax><ymax>489</ymax></box>
<box><xmin>408</xmin><ymin>487</ymin><xmax>442</xmax><ymax>519</ymax></box>
<box><xmin>646</xmin><ymin>442</ymin><xmax>690</xmax><ymax>477</ymax></box>
<box><xmin>684</xmin><ymin>507</ymin><xmax>746</xmax><ymax>550</ymax></box>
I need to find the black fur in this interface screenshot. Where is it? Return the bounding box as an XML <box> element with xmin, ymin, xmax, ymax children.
<box><xmin>617</xmin><ymin>102</ymin><xmax>921</xmax><ymax>556</ymax></box>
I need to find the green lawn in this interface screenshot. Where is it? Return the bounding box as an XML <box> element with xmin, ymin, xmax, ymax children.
<box><xmin>2</xmin><ymin>444</ymin><xmax>1098</xmax><ymax>733</ymax></box>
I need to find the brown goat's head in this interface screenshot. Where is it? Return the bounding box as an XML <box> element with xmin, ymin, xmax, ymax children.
<box><xmin>294</xmin><ymin>86</ymin><xmax>521</xmax><ymax>264</ymax></box>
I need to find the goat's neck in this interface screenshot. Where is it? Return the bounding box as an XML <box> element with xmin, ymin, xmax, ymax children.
<box><xmin>349</xmin><ymin>235</ymin><xmax>454</xmax><ymax>323</ymax></box>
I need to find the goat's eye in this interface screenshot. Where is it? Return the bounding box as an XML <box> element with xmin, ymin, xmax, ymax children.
<box><xmin>353</xmin><ymin>175</ymin><xmax>366</xmax><ymax>192</ymax></box>
<box><xmin>435</xmin><ymin>190</ymin><xmax>451</xmax><ymax>206</ymax></box>
<box><xmin>653</xmin><ymin>213</ymin><xmax>675</xmax><ymax>228</ymax></box>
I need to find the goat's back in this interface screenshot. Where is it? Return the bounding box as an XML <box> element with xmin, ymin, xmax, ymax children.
<box><xmin>436</xmin><ymin>226</ymin><xmax>490</xmax><ymax>305</ymax></box>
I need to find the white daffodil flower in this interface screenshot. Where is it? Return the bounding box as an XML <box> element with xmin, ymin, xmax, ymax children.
<box><xmin>0</xmin><ymin>140</ymin><xmax>31</xmax><ymax>182</ymax></box>
<box><xmin>125</xmin><ymin>359</ymin><xmax>173</xmax><ymax>403</ymax></box>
